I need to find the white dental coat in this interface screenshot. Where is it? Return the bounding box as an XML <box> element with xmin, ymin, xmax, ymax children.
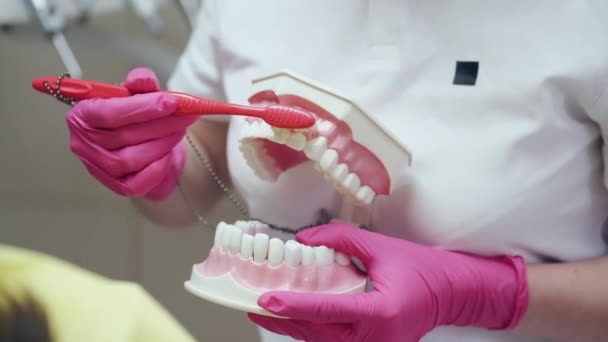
<box><xmin>168</xmin><ymin>1</ymin><xmax>608</xmax><ymax>341</ymax></box>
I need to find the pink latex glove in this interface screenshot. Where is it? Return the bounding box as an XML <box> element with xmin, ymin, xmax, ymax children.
<box><xmin>249</xmin><ymin>222</ymin><xmax>529</xmax><ymax>342</ymax></box>
<box><xmin>66</xmin><ymin>68</ymin><xmax>196</xmax><ymax>200</ymax></box>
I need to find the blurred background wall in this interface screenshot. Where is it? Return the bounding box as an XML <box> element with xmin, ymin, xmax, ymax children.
<box><xmin>0</xmin><ymin>1</ymin><xmax>258</xmax><ymax>340</ymax></box>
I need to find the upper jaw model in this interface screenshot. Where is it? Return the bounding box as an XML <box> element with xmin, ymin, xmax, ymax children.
<box><xmin>185</xmin><ymin>71</ymin><xmax>412</xmax><ymax>317</ymax></box>
<box><xmin>240</xmin><ymin>70</ymin><xmax>412</xmax><ymax>207</ymax></box>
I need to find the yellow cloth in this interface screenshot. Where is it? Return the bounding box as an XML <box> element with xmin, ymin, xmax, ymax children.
<box><xmin>0</xmin><ymin>244</ymin><xmax>196</xmax><ymax>342</ymax></box>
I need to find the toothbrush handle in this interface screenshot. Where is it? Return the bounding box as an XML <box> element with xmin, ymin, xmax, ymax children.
<box><xmin>170</xmin><ymin>92</ymin><xmax>264</xmax><ymax>118</ymax></box>
<box><xmin>32</xmin><ymin>76</ymin><xmax>264</xmax><ymax>117</ymax></box>
<box><xmin>33</xmin><ymin>75</ymin><xmax>316</xmax><ymax>128</ymax></box>
<box><xmin>33</xmin><ymin>76</ymin><xmax>132</xmax><ymax>99</ymax></box>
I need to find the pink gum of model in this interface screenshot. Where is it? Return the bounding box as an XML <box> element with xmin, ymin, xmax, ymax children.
<box><xmin>197</xmin><ymin>247</ymin><xmax>365</xmax><ymax>293</ymax></box>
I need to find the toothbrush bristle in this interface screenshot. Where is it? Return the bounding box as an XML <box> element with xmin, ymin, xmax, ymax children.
<box><xmin>263</xmin><ymin>105</ymin><xmax>316</xmax><ymax>129</ymax></box>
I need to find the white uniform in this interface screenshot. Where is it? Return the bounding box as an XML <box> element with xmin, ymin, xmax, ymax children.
<box><xmin>168</xmin><ymin>1</ymin><xmax>608</xmax><ymax>341</ymax></box>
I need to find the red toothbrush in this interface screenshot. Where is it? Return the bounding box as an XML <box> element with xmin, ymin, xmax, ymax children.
<box><xmin>31</xmin><ymin>73</ymin><xmax>315</xmax><ymax>129</ymax></box>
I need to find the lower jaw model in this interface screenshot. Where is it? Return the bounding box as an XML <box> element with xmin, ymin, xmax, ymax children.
<box><xmin>185</xmin><ymin>220</ymin><xmax>367</xmax><ymax>317</ymax></box>
<box><xmin>184</xmin><ymin>71</ymin><xmax>412</xmax><ymax>317</ymax></box>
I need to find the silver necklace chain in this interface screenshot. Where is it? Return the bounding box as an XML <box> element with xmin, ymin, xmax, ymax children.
<box><xmin>176</xmin><ymin>133</ymin><xmax>250</xmax><ymax>229</ymax></box>
<box><xmin>179</xmin><ymin>133</ymin><xmax>340</xmax><ymax>233</ymax></box>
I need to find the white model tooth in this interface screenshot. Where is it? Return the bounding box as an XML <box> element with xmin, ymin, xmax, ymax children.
<box><xmin>239</xmin><ymin>141</ymin><xmax>274</xmax><ymax>181</ymax></box>
<box><xmin>238</xmin><ymin>141</ymin><xmax>255</xmax><ymax>158</ymax></box>
<box><xmin>246</xmin><ymin>122</ymin><xmax>260</xmax><ymax>136</ymax></box>
<box><xmin>245</xmin><ymin>121</ymin><xmax>262</xmax><ymax>137</ymax></box>
<box><xmin>229</xmin><ymin>226</ymin><xmax>243</xmax><ymax>254</ymax></box>
<box><xmin>253</xmin><ymin>233</ymin><xmax>269</xmax><ymax>262</ymax></box>
<box><xmin>221</xmin><ymin>225</ymin><xmax>234</xmax><ymax>251</ymax></box>
<box><xmin>335</xmin><ymin>252</ymin><xmax>350</xmax><ymax>266</ymax></box>
<box><xmin>214</xmin><ymin>222</ymin><xmax>229</xmax><ymax>247</ymax></box>
<box><xmin>342</xmin><ymin>173</ymin><xmax>361</xmax><ymax>194</ymax></box>
<box><xmin>304</xmin><ymin>137</ymin><xmax>327</xmax><ymax>160</ymax></box>
<box><xmin>284</xmin><ymin>240</ymin><xmax>302</xmax><ymax>267</ymax></box>
<box><xmin>240</xmin><ymin>234</ymin><xmax>254</xmax><ymax>259</ymax></box>
<box><xmin>286</xmin><ymin>133</ymin><xmax>306</xmax><ymax>151</ymax></box>
<box><xmin>255</xmin><ymin>126</ymin><xmax>269</xmax><ymax>137</ymax></box>
<box><xmin>314</xmin><ymin>246</ymin><xmax>334</xmax><ymax>265</ymax></box>
<box><xmin>271</xmin><ymin>128</ymin><xmax>290</xmax><ymax>144</ymax></box>
<box><xmin>267</xmin><ymin>238</ymin><xmax>285</xmax><ymax>267</ymax></box>
<box><xmin>234</xmin><ymin>220</ymin><xmax>254</xmax><ymax>235</ymax></box>
<box><xmin>301</xmin><ymin>245</ymin><xmax>315</xmax><ymax>265</ymax></box>
<box><xmin>253</xmin><ymin>222</ymin><xmax>271</xmax><ymax>235</ymax></box>
<box><xmin>251</xmin><ymin>121</ymin><xmax>271</xmax><ymax>137</ymax></box>
<box><xmin>319</xmin><ymin>149</ymin><xmax>338</xmax><ymax>171</ymax></box>
<box><xmin>332</xmin><ymin>163</ymin><xmax>348</xmax><ymax>183</ymax></box>
<box><xmin>355</xmin><ymin>186</ymin><xmax>376</xmax><ymax>206</ymax></box>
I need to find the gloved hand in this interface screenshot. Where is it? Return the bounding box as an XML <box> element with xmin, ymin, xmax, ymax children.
<box><xmin>66</xmin><ymin>68</ymin><xmax>196</xmax><ymax>200</ymax></box>
<box><xmin>249</xmin><ymin>222</ymin><xmax>529</xmax><ymax>342</ymax></box>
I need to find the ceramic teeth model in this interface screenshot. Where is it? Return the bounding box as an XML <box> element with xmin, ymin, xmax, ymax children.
<box><xmin>185</xmin><ymin>220</ymin><xmax>367</xmax><ymax>317</ymax></box>
<box><xmin>238</xmin><ymin>70</ymin><xmax>412</xmax><ymax>207</ymax></box>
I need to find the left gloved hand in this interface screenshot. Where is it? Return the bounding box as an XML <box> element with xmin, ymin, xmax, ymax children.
<box><xmin>248</xmin><ymin>222</ymin><xmax>529</xmax><ymax>342</ymax></box>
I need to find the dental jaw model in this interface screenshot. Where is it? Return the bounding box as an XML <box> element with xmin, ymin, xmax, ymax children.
<box><xmin>241</xmin><ymin>71</ymin><xmax>411</xmax><ymax>208</ymax></box>
<box><xmin>185</xmin><ymin>70</ymin><xmax>412</xmax><ymax>317</ymax></box>
<box><xmin>241</xmin><ymin>71</ymin><xmax>412</xmax><ymax>225</ymax></box>
<box><xmin>185</xmin><ymin>220</ymin><xmax>367</xmax><ymax>317</ymax></box>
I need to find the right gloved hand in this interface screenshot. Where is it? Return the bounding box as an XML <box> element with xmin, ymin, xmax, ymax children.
<box><xmin>66</xmin><ymin>68</ymin><xmax>197</xmax><ymax>201</ymax></box>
